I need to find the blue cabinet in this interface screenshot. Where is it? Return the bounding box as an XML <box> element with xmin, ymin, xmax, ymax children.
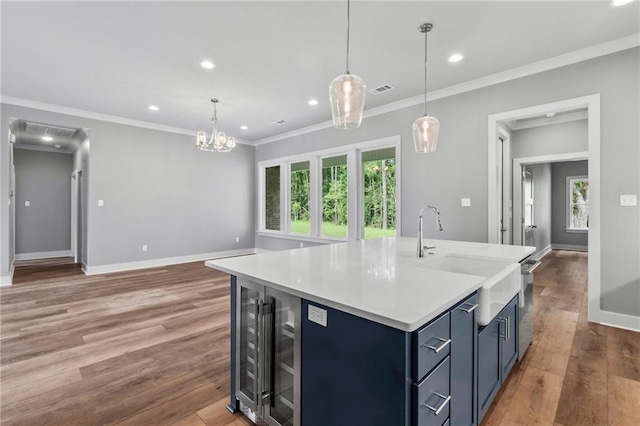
<box><xmin>300</xmin><ymin>292</ymin><xmax>478</xmax><ymax>426</ymax></box>
<box><xmin>450</xmin><ymin>293</ymin><xmax>479</xmax><ymax>426</ymax></box>
<box><xmin>477</xmin><ymin>295</ymin><xmax>519</xmax><ymax>423</ymax></box>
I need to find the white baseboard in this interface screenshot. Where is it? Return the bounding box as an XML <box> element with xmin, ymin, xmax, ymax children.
<box><xmin>551</xmin><ymin>244</ymin><xmax>588</xmax><ymax>252</ymax></box>
<box><xmin>1</xmin><ymin>262</ymin><xmax>15</xmax><ymax>286</ymax></box>
<box><xmin>83</xmin><ymin>248</ymin><xmax>258</xmax><ymax>275</ymax></box>
<box><xmin>599</xmin><ymin>310</ymin><xmax>640</xmax><ymax>333</ymax></box>
<box><xmin>15</xmin><ymin>250</ymin><xmax>73</xmax><ymax>261</ymax></box>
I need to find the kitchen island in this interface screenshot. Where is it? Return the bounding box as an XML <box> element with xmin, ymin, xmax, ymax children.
<box><xmin>206</xmin><ymin>237</ymin><xmax>534</xmax><ymax>426</ymax></box>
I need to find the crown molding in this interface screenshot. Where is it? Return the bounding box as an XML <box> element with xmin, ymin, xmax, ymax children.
<box><xmin>0</xmin><ymin>96</ymin><xmax>254</xmax><ymax>146</ymax></box>
<box><xmin>254</xmin><ymin>33</ymin><xmax>639</xmax><ymax>146</ymax></box>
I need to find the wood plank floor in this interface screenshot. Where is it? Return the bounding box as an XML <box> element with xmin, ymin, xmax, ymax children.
<box><xmin>482</xmin><ymin>250</ymin><xmax>640</xmax><ymax>426</ymax></box>
<box><xmin>1</xmin><ymin>251</ymin><xmax>638</xmax><ymax>425</ymax></box>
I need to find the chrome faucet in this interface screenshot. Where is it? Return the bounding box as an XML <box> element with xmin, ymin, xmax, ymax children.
<box><xmin>417</xmin><ymin>205</ymin><xmax>444</xmax><ymax>257</ymax></box>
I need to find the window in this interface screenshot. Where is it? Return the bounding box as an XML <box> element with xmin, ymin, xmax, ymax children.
<box><xmin>362</xmin><ymin>147</ymin><xmax>396</xmax><ymax>239</ymax></box>
<box><xmin>322</xmin><ymin>155</ymin><xmax>348</xmax><ymax>238</ymax></box>
<box><xmin>264</xmin><ymin>165</ymin><xmax>281</xmax><ymax>231</ymax></box>
<box><xmin>568</xmin><ymin>176</ymin><xmax>589</xmax><ymax>230</ymax></box>
<box><xmin>290</xmin><ymin>161</ymin><xmax>310</xmax><ymax>235</ymax></box>
<box><xmin>258</xmin><ymin>136</ymin><xmax>401</xmax><ymax>242</ymax></box>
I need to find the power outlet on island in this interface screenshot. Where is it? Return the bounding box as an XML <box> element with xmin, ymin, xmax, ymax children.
<box><xmin>308</xmin><ymin>305</ymin><xmax>327</xmax><ymax>327</ymax></box>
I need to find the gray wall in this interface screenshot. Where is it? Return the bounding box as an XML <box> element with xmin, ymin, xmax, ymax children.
<box><xmin>1</xmin><ymin>105</ymin><xmax>256</xmax><ymax>271</ymax></box>
<box><xmin>14</xmin><ymin>149</ymin><xmax>73</xmax><ymax>254</ymax></box>
<box><xmin>526</xmin><ymin>163</ymin><xmax>552</xmax><ymax>258</ymax></box>
<box><xmin>512</xmin><ymin>119</ymin><xmax>588</xmax><ymax>158</ymax></box>
<box><xmin>255</xmin><ymin>48</ymin><xmax>640</xmax><ymax>318</ymax></box>
<box><xmin>552</xmin><ymin>161</ymin><xmax>589</xmax><ymax>248</ymax></box>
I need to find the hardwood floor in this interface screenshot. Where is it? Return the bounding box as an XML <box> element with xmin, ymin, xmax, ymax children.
<box><xmin>1</xmin><ymin>251</ymin><xmax>638</xmax><ymax>425</ymax></box>
<box><xmin>1</xmin><ymin>257</ymin><xmax>250</xmax><ymax>426</ymax></box>
<box><xmin>482</xmin><ymin>250</ymin><xmax>640</xmax><ymax>426</ymax></box>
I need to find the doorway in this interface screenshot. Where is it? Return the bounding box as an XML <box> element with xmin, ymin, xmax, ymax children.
<box><xmin>9</xmin><ymin>119</ymin><xmax>89</xmax><ymax>273</ymax></box>
<box><xmin>487</xmin><ymin>94</ymin><xmax>601</xmax><ymax>323</ymax></box>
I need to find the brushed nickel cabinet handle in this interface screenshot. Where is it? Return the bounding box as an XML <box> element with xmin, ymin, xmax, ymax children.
<box><xmin>455</xmin><ymin>302</ymin><xmax>478</xmax><ymax>313</ymax></box>
<box><xmin>497</xmin><ymin>317</ymin><xmax>508</xmax><ymax>341</ymax></box>
<box><xmin>422</xmin><ymin>337</ymin><xmax>451</xmax><ymax>353</ymax></box>
<box><xmin>423</xmin><ymin>392</ymin><xmax>451</xmax><ymax>415</ymax></box>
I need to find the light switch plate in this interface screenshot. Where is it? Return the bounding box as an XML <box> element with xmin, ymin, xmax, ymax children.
<box><xmin>308</xmin><ymin>305</ymin><xmax>327</xmax><ymax>327</ymax></box>
<box><xmin>461</xmin><ymin>198</ymin><xmax>471</xmax><ymax>207</ymax></box>
<box><xmin>620</xmin><ymin>194</ymin><xmax>637</xmax><ymax>207</ymax></box>
<box><xmin>25</xmin><ymin>201</ymin><xmax>30</xmax><ymax>207</ymax></box>
<box><xmin>98</xmin><ymin>199</ymin><xmax>104</xmax><ymax>207</ymax></box>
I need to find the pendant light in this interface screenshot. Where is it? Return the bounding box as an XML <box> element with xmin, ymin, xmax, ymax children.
<box><xmin>196</xmin><ymin>99</ymin><xmax>236</xmax><ymax>153</ymax></box>
<box><xmin>412</xmin><ymin>23</ymin><xmax>440</xmax><ymax>153</ymax></box>
<box><xmin>329</xmin><ymin>0</ymin><xmax>366</xmax><ymax>130</ymax></box>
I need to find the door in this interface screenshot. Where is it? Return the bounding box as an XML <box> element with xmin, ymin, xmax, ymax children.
<box><xmin>236</xmin><ymin>279</ymin><xmax>265</xmax><ymax>412</ymax></box>
<box><xmin>264</xmin><ymin>288</ymin><xmax>301</xmax><ymax>426</ymax></box>
<box><xmin>478</xmin><ymin>320</ymin><xmax>501</xmax><ymax>422</ymax></box>
<box><xmin>498</xmin><ymin>297</ymin><xmax>518</xmax><ymax>380</ymax></box>
<box><xmin>522</xmin><ymin>169</ymin><xmax>536</xmax><ymax>247</ymax></box>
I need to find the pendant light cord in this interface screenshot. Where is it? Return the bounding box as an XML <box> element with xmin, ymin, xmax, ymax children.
<box><xmin>424</xmin><ymin>27</ymin><xmax>428</xmax><ymax>116</ymax></box>
<box><xmin>345</xmin><ymin>0</ymin><xmax>351</xmax><ymax>74</ymax></box>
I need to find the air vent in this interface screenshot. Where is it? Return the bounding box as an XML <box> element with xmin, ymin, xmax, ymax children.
<box><xmin>273</xmin><ymin>120</ymin><xmax>287</xmax><ymax>125</ymax></box>
<box><xmin>369</xmin><ymin>84</ymin><xmax>394</xmax><ymax>94</ymax></box>
<box><xmin>25</xmin><ymin>122</ymin><xmax>78</xmax><ymax>138</ymax></box>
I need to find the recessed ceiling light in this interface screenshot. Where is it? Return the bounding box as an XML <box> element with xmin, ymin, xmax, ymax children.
<box><xmin>612</xmin><ymin>0</ymin><xmax>635</xmax><ymax>6</ymax></box>
<box><xmin>308</xmin><ymin>99</ymin><xmax>319</xmax><ymax>106</ymax></box>
<box><xmin>148</xmin><ymin>105</ymin><xmax>159</xmax><ymax>111</ymax></box>
<box><xmin>448</xmin><ymin>53</ymin><xmax>464</xmax><ymax>63</ymax></box>
<box><xmin>546</xmin><ymin>112</ymin><xmax>556</xmax><ymax>118</ymax></box>
<box><xmin>54</xmin><ymin>144</ymin><xmax>61</xmax><ymax>149</ymax></box>
<box><xmin>42</xmin><ymin>136</ymin><xmax>53</xmax><ymax>141</ymax></box>
<box><xmin>200</xmin><ymin>60</ymin><xmax>215</xmax><ymax>69</ymax></box>
<box><xmin>240</xmin><ymin>125</ymin><xmax>249</xmax><ymax>130</ymax></box>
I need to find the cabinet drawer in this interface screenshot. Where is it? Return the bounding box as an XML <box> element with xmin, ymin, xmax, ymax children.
<box><xmin>413</xmin><ymin>312</ymin><xmax>450</xmax><ymax>381</ymax></box>
<box><xmin>413</xmin><ymin>357</ymin><xmax>451</xmax><ymax>426</ymax></box>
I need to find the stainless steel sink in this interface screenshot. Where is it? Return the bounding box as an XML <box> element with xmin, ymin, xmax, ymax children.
<box><xmin>418</xmin><ymin>254</ymin><xmax>521</xmax><ymax>325</ymax></box>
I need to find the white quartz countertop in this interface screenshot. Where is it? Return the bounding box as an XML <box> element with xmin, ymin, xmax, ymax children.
<box><xmin>206</xmin><ymin>237</ymin><xmax>535</xmax><ymax>332</ymax></box>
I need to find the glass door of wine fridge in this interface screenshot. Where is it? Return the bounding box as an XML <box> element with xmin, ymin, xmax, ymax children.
<box><xmin>235</xmin><ymin>279</ymin><xmax>300</xmax><ymax>426</ymax></box>
<box><xmin>264</xmin><ymin>288</ymin><xmax>301</xmax><ymax>426</ymax></box>
<box><xmin>236</xmin><ymin>279</ymin><xmax>263</xmax><ymax>413</ymax></box>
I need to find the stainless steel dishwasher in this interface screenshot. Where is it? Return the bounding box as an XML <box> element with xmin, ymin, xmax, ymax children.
<box><xmin>519</xmin><ymin>257</ymin><xmax>540</xmax><ymax>359</ymax></box>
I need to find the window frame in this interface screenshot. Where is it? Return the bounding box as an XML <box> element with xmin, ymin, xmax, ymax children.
<box><xmin>566</xmin><ymin>175</ymin><xmax>589</xmax><ymax>233</ymax></box>
<box><xmin>257</xmin><ymin>136</ymin><xmax>401</xmax><ymax>243</ymax></box>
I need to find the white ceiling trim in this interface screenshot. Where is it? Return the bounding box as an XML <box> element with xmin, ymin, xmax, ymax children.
<box><xmin>254</xmin><ymin>33</ymin><xmax>640</xmax><ymax>146</ymax></box>
<box><xmin>0</xmin><ymin>96</ymin><xmax>253</xmax><ymax>146</ymax></box>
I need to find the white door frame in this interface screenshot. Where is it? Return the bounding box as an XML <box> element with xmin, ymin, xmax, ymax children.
<box><xmin>487</xmin><ymin>94</ymin><xmax>601</xmax><ymax>324</ymax></box>
<box><xmin>70</xmin><ymin>169</ymin><xmax>79</xmax><ymax>263</ymax></box>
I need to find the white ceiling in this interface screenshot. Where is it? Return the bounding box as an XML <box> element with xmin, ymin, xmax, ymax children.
<box><xmin>1</xmin><ymin>1</ymin><xmax>639</xmax><ymax>142</ymax></box>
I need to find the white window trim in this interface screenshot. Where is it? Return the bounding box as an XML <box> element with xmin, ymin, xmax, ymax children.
<box><xmin>257</xmin><ymin>135</ymin><xmax>402</xmax><ymax>243</ymax></box>
<box><xmin>566</xmin><ymin>175</ymin><xmax>589</xmax><ymax>231</ymax></box>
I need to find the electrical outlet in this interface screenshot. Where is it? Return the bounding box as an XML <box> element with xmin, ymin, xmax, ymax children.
<box><xmin>300</xmin><ymin>242</ymin><xmax>304</xmax><ymax>248</ymax></box>
<box><xmin>98</xmin><ymin>199</ymin><xmax>104</xmax><ymax>207</ymax></box>
<box><xmin>25</xmin><ymin>201</ymin><xmax>30</xmax><ymax>207</ymax></box>
<box><xmin>142</xmin><ymin>245</ymin><xmax>148</xmax><ymax>252</ymax></box>
<box><xmin>308</xmin><ymin>305</ymin><xmax>327</xmax><ymax>327</ymax></box>
<box><xmin>620</xmin><ymin>194</ymin><xmax>637</xmax><ymax>207</ymax></box>
<box><xmin>235</xmin><ymin>237</ymin><xmax>239</xmax><ymax>243</ymax></box>
<box><xmin>461</xmin><ymin>198</ymin><xmax>471</xmax><ymax>207</ymax></box>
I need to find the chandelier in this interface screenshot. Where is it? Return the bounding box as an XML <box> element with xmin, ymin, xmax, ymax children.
<box><xmin>196</xmin><ymin>98</ymin><xmax>236</xmax><ymax>152</ymax></box>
